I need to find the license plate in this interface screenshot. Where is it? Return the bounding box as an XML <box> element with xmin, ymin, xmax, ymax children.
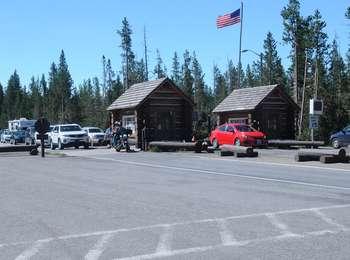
<box><xmin>256</xmin><ymin>139</ymin><xmax>262</xmax><ymax>145</ymax></box>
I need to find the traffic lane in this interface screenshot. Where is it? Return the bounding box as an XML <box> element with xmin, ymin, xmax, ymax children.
<box><xmin>0</xmin><ymin>155</ymin><xmax>349</xmax><ymax>245</ymax></box>
<box><xmin>85</xmin><ymin>151</ymin><xmax>350</xmax><ymax>191</ymax></box>
<box><xmin>85</xmin><ymin>149</ymin><xmax>350</xmax><ymax>173</ymax></box>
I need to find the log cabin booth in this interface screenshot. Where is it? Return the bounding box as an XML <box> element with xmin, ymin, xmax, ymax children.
<box><xmin>107</xmin><ymin>77</ymin><xmax>194</xmax><ymax>149</ymax></box>
<box><xmin>212</xmin><ymin>84</ymin><xmax>299</xmax><ymax>139</ymax></box>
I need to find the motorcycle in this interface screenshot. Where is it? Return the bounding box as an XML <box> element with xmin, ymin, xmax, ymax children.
<box><xmin>112</xmin><ymin>128</ymin><xmax>132</xmax><ymax>152</ymax></box>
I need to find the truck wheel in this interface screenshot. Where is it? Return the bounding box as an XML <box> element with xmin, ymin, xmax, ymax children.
<box><xmin>50</xmin><ymin>140</ymin><xmax>56</xmax><ymax>150</ymax></box>
<box><xmin>332</xmin><ymin>139</ymin><xmax>340</xmax><ymax>149</ymax></box>
<box><xmin>58</xmin><ymin>139</ymin><xmax>64</xmax><ymax>150</ymax></box>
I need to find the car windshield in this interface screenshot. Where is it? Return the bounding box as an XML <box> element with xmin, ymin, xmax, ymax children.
<box><xmin>61</xmin><ymin>125</ymin><xmax>81</xmax><ymax>132</ymax></box>
<box><xmin>89</xmin><ymin>128</ymin><xmax>102</xmax><ymax>133</ymax></box>
<box><xmin>235</xmin><ymin>125</ymin><xmax>255</xmax><ymax>132</ymax></box>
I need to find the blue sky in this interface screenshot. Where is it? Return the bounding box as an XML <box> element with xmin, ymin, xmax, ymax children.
<box><xmin>0</xmin><ymin>0</ymin><xmax>349</xmax><ymax>89</ymax></box>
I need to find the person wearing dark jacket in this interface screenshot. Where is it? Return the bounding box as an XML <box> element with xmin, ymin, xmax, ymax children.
<box><xmin>112</xmin><ymin>121</ymin><xmax>131</xmax><ymax>146</ymax></box>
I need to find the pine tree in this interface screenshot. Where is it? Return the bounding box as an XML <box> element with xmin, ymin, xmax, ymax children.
<box><xmin>106</xmin><ymin>75</ymin><xmax>123</xmax><ymax>105</ymax></box>
<box><xmin>345</xmin><ymin>6</ymin><xmax>350</xmax><ymax>110</ymax></box>
<box><xmin>79</xmin><ymin>79</ymin><xmax>95</xmax><ymax>126</ymax></box>
<box><xmin>5</xmin><ymin>70</ymin><xmax>22</xmax><ymax>119</ymax></box>
<box><xmin>281</xmin><ymin>0</ymin><xmax>309</xmax><ymax>103</ymax></box>
<box><xmin>213</xmin><ymin>65</ymin><xmax>227</xmax><ymax>104</ymax></box>
<box><xmin>106</xmin><ymin>59</ymin><xmax>115</xmax><ymax>92</ymax></box>
<box><xmin>0</xmin><ymin>83</ymin><xmax>4</xmax><ymax>127</ymax></box>
<box><xmin>319</xmin><ymin>40</ymin><xmax>349</xmax><ymax>142</ymax></box>
<box><xmin>329</xmin><ymin>40</ymin><xmax>348</xmax><ymax>105</ymax></box>
<box><xmin>237</xmin><ymin>64</ymin><xmax>245</xmax><ymax>89</ymax></box>
<box><xmin>225</xmin><ymin>60</ymin><xmax>237</xmax><ymax>93</ymax></box>
<box><xmin>40</xmin><ymin>74</ymin><xmax>47</xmax><ymax>117</ymax></box>
<box><xmin>297</xmin><ymin>10</ymin><xmax>329</xmax><ymax>139</ymax></box>
<box><xmin>262</xmin><ymin>32</ymin><xmax>286</xmax><ymax>86</ymax></box>
<box><xmin>135</xmin><ymin>59</ymin><xmax>147</xmax><ymax>83</ymax></box>
<box><xmin>181</xmin><ymin>50</ymin><xmax>194</xmax><ymax>98</ymax></box>
<box><xmin>101</xmin><ymin>55</ymin><xmax>107</xmax><ymax>99</ymax></box>
<box><xmin>68</xmin><ymin>89</ymin><xmax>81</xmax><ymax>124</ymax></box>
<box><xmin>243</xmin><ymin>65</ymin><xmax>256</xmax><ymax>87</ymax></box>
<box><xmin>309</xmin><ymin>10</ymin><xmax>328</xmax><ymax>97</ymax></box>
<box><xmin>29</xmin><ymin>77</ymin><xmax>42</xmax><ymax>119</ymax></box>
<box><xmin>171</xmin><ymin>52</ymin><xmax>181</xmax><ymax>86</ymax></box>
<box><xmin>57</xmin><ymin>50</ymin><xmax>73</xmax><ymax>122</ymax></box>
<box><xmin>192</xmin><ymin>52</ymin><xmax>205</xmax><ymax>112</ymax></box>
<box><xmin>92</xmin><ymin>77</ymin><xmax>104</xmax><ymax>128</ymax></box>
<box><xmin>143</xmin><ymin>27</ymin><xmax>149</xmax><ymax>81</ymax></box>
<box><xmin>153</xmin><ymin>49</ymin><xmax>167</xmax><ymax>79</ymax></box>
<box><xmin>117</xmin><ymin>17</ymin><xmax>136</xmax><ymax>89</ymax></box>
<box><xmin>0</xmin><ymin>83</ymin><xmax>3</xmax><ymax>110</ymax></box>
<box><xmin>47</xmin><ymin>62</ymin><xmax>59</xmax><ymax>123</ymax></box>
<box><xmin>204</xmin><ymin>84</ymin><xmax>215</xmax><ymax>113</ymax></box>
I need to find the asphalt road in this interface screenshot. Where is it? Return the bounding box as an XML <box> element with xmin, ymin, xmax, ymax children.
<box><xmin>0</xmin><ymin>150</ymin><xmax>350</xmax><ymax>259</ymax></box>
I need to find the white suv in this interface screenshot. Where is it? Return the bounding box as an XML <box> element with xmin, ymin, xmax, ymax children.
<box><xmin>50</xmin><ymin>124</ymin><xmax>89</xmax><ymax>150</ymax></box>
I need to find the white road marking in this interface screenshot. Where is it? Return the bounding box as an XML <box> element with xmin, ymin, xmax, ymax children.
<box><xmin>265</xmin><ymin>213</ymin><xmax>295</xmax><ymax>237</ymax></box>
<box><xmin>217</xmin><ymin>219</ymin><xmax>238</xmax><ymax>246</ymax></box>
<box><xmin>14</xmin><ymin>238</ymin><xmax>53</xmax><ymax>260</ymax></box>
<box><xmin>194</xmin><ymin>155</ymin><xmax>350</xmax><ymax>173</ymax></box>
<box><xmin>114</xmin><ymin>228</ymin><xmax>349</xmax><ymax>260</ymax></box>
<box><xmin>1</xmin><ymin>203</ymin><xmax>349</xmax><ymax>250</ymax></box>
<box><xmin>84</xmin><ymin>233</ymin><xmax>115</xmax><ymax>260</ymax></box>
<box><xmin>89</xmin><ymin>157</ymin><xmax>350</xmax><ymax>191</ymax></box>
<box><xmin>114</xmin><ymin>245</ymin><xmax>215</xmax><ymax>260</ymax></box>
<box><xmin>155</xmin><ymin>225</ymin><xmax>173</xmax><ymax>255</ymax></box>
<box><xmin>312</xmin><ymin>209</ymin><xmax>347</xmax><ymax>230</ymax></box>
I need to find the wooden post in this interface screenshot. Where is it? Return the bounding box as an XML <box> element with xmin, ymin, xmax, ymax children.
<box><xmin>41</xmin><ymin>136</ymin><xmax>45</xmax><ymax>157</ymax></box>
<box><xmin>134</xmin><ymin>110</ymin><xmax>138</xmax><ymax>148</ymax></box>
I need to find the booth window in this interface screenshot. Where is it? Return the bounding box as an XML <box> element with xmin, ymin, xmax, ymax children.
<box><xmin>122</xmin><ymin>115</ymin><xmax>136</xmax><ymax>133</ymax></box>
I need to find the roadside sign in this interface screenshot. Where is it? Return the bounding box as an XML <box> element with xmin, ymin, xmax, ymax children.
<box><xmin>309</xmin><ymin>115</ymin><xmax>319</xmax><ymax>129</ymax></box>
<box><xmin>309</xmin><ymin>99</ymin><xmax>323</xmax><ymax>115</ymax></box>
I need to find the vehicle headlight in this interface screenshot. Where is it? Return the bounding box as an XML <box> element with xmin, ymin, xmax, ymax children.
<box><xmin>243</xmin><ymin>135</ymin><xmax>248</xmax><ymax>139</ymax></box>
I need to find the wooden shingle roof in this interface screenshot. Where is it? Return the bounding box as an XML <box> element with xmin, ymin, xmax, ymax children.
<box><xmin>213</xmin><ymin>84</ymin><xmax>280</xmax><ymax>113</ymax></box>
<box><xmin>107</xmin><ymin>78</ymin><xmax>167</xmax><ymax>111</ymax></box>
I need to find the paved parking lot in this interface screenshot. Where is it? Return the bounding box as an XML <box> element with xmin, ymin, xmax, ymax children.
<box><xmin>2</xmin><ymin>203</ymin><xmax>350</xmax><ymax>259</ymax></box>
<box><xmin>0</xmin><ymin>148</ymin><xmax>350</xmax><ymax>259</ymax></box>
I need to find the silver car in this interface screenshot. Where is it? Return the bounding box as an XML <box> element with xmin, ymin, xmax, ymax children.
<box><xmin>0</xmin><ymin>129</ymin><xmax>12</xmax><ymax>143</ymax></box>
<box><xmin>82</xmin><ymin>127</ymin><xmax>106</xmax><ymax>145</ymax></box>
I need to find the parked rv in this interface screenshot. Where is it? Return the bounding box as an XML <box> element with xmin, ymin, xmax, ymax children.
<box><xmin>8</xmin><ymin>118</ymin><xmax>36</xmax><ymax>131</ymax></box>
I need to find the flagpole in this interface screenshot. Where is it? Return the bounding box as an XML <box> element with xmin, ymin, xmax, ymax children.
<box><xmin>237</xmin><ymin>1</ymin><xmax>243</xmax><ymax>88</ymax></box>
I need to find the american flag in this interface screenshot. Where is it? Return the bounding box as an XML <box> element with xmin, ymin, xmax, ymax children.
<box><xmin>216</xmin><ymin>9</ymin><xmax>241</xmax><ymax>29</ymax></box>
